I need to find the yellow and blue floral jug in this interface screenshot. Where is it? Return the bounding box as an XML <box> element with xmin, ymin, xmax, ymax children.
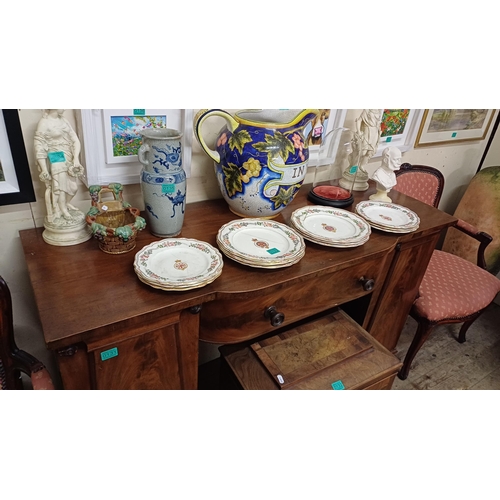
<box><xmin>194</xmin><ymin>109</ymin><xmax>318</xmax><ymax>218</ymax></box>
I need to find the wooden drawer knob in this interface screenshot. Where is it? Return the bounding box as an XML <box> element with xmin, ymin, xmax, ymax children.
<box><xmin>264</xmin><ymin>306</ymin><xmax>285</xmax><ymax>327</ymax></box>
<box><xmin>359</xmin><ymin>276</ymin><xmax>375</xmax><ymax>292</ymax></box>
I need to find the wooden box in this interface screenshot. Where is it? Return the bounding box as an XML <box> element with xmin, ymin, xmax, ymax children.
<box><xmin>219</xmin><ymin>309</ymin><xmax>402</xmax><ymax>390</ymax></box>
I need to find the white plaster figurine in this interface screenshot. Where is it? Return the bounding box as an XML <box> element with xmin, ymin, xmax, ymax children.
<box><xmin>340</xmin><ymin>109</ymin><xmax>383</xmax><ymax>192</ymax></box>
<box><xmin>34</xmin><ymin>109</ymin><xmax>91</xmax><ymax>246</ymax></box>
<box><xmin>369</xmin><ymin>146</ymin><xmax>402</xmax><ymax>203</ymax></box>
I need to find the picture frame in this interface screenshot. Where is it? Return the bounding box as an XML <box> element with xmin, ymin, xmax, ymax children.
<box><xmin>305</xmin><ymin>109</ymin><xmax>347</xmax><ymax>167</ymax></box>
<box><xmin>415</xmin><ymin>109</ymin><xmax>496</xmax><ymax>147</ymax></box>
<box><xmin>374</xmin><ymin>109</ymin><xmax>423</xmax><ymax>157</ymax></box>
<box><xmin>76</xmin><ymin>109</ymin><xmax>193</xmax><ymax>187</ymax></box>
<box><xmin>0</xmin><ymin>109</ymin><xmax>36</xmax><ymax>206</ymax></box>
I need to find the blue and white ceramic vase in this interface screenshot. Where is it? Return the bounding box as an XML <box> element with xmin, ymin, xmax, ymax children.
<box><xmin>138</xmin><ymin>128</ymin><xmax>186</xmax><ymax>237</ymax></box>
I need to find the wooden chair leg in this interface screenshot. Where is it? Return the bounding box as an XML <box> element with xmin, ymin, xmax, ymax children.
<box><xmin>398</xmin><ymin>320</ymin><xmax>435</xmax><ymax>380</ymax></box>
<box><xmin>458</xmin><ymin>312</ymin><xmax>482</xmax><ymax>343</ymax></box>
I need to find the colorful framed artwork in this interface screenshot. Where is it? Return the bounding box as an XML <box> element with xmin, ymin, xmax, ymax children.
<box><xmin>374</xmin><ymin>108</ymin><xmax>423</xmax><ymax>157</ymax></box>
<box><xmin>76</xmin><ymin>109</ymin><xmax>193</xmax><ymax>186</ymax></box>
<box><xmin>305</xmin><ymin>109</ymin><xmax>347</xmax><ymax>167</ymax></box>
<box><xmin>415</xmin><ymin>109</ymin><xmax>496</xmax><ymax>147</ymax></box>
<box><xmin>0</xmin><ymin>109</ymin><xmax>36</xmax><ymax>206</ymax></box>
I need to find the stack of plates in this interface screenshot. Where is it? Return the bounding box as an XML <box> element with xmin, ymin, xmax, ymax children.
<box><xmin>355</xmin><ymin>201</ymin><xmax>420</xmax><ymax>233</ymax></box>
<box><xmin>217</xmin><ymin>219</ymin><xmax>306</xmax><ymax>269</ymax></box>
<box><xmin>290</xmin><ymin>205</ymin><xmax>371</xmax><ymax>248</ymax></box>
<box><xmin>134</xmin><ymin>238</ymin><xmax>224</xmax><ymax>291</ymax></box>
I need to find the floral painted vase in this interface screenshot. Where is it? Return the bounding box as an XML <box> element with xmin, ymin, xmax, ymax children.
<box><xmin>138</xmin><ymin>128</ymin><xmax>186</xmax><ymax>237</ymax></box>
<box><xmin>194</xmin><ymin>109</ymin><xmax>318</xmax><ymax>218</ymax></box>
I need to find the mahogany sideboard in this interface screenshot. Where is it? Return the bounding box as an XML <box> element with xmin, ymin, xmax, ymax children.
<box><xmin>19</xmin><ymin>182</ymin><xmax>456</xmax><ymax>390</ymax></box>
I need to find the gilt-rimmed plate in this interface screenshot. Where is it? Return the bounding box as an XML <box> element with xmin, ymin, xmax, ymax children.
<box><xmin>134</xmin><ymin>238</ymin><xmax>223</xmax><ymax>290</ymax></box>
<box><xmin>355</xmin><ymin>201</ymin><xmax>420</xmax><ymax>229</ymax></box>
<box><xmin>290</xmin><ymin>206</ymin><xmax>371</xmax><ymax>246</ymax></box>
<box><xmin>217</xmin><ymin>219</ymin><xmax>305</xmax><ymax>266</ymax></box>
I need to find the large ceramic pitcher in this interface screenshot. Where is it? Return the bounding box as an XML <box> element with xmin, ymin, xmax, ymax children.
<box><xmin>194</xmin><ymin>109</ymin><xmax>318</xmax><ymax>218</ymax></box>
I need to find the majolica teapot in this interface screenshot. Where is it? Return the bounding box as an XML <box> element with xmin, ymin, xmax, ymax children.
<box><xmin>194</xmin><ymin>109</ymin><xmax>318</xmax><ymax>218</ymax></box>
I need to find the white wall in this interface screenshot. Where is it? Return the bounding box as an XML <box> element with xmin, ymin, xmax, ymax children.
<box><xmin>1</xmin><ymin>108</ymin><xmax>498</xmax><ymax>382</ymax></box>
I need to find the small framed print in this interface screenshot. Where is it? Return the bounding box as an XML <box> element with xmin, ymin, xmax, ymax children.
<box><xmin>375</xmin><ymin>108</ymin><xmax>423</xmax><ymax>156</ymax></box>
<box><xmin>77</xmin><ymin>109</ymin><xmax>193</xmax><ymax>186</ymax></box>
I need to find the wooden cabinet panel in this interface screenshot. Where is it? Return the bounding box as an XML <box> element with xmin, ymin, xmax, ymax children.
<box><xmin>88</xmin><ymin>310</ymin><xmax>199</xmax><ymax>390</ymax></box>
<box><xmin>200</xmin><ymin>254</ymin><xmax>391</xmax><ymax>344</ymax></box>
<box><xmin>91</xmin><ymin>324</ymin><xmax>183</xmax><ymax>390</ymax></box>
<box><xmin>367</xmin><ymin>233</ymin><xmax>440</xmax><ymax>351</ymax></box>
<box><xmin>56</xmin><ymin>344</ymin><xmax>91</xmax><ymax>390</ymax></box>
<box><xmin>53</xmin><ymin>311</ymin><xmax>200</xmax><ymax>390</ymax></box>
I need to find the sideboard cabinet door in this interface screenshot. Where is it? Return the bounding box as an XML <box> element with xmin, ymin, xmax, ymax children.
<box><xmin>84</xmin><ymin>309</ymin><xmax>199</xmax><ymax>390</ymax></box>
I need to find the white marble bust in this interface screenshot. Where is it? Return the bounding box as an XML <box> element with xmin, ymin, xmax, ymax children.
<box><xmin>369</xmin><ymin>146</ymin><xmax>402</xmax><ymax>202</ymax></box>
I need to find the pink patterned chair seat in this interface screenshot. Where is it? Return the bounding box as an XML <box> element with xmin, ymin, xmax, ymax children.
<box><xmin>413</xmin><ymin>249</ymin><xmax>500</xmax><ymax>322</ymax></box>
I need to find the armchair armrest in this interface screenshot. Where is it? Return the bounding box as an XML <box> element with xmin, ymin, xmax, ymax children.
<box><xmin>12</xmin><ymin>347</ymin><xmax>45</xmax><ymax>373</ymax></box>
<box><xmin>454</xmin><ymin>218</ymin><xmax>493</xmax><ymax>269</ymax></box>
<box><xmin>11</xmin><ymin>348</ymin><xmax>55</xmax><ymax>390</ymax></box>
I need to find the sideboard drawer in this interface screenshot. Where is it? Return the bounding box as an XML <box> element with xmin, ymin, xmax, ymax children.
<box><xmin>200</xmin><ymin>255</ymin><xmax>387</xmax><ymax>344</ymax></box>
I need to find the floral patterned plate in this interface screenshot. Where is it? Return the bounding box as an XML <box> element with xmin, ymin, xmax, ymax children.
<box><xmin>355</xmin><ymin>201</ymin><xmax>420</xmax><ymax>230</ymax></box>
<box><xmin>217</xmin><ymin>219</ymin><xmax>305</xmax><ymax>268</ymax></box>
<box><xmin>134</xmin><ymin>238</ymin><xmax>224</xmax><ymax>290</ymax></box>
<box><xmin>290</xmin><ymin>206</ymin><xmax>371</xmax><ymax>247</ymax></box>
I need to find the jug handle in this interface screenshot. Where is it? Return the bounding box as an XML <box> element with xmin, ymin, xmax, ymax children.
<box><xmin>137</xmin><ymin>142</ymin><xmax>150</xmax><ymax>167</ymax></box>
<box><xmin>193</xmin><ymin>109</ymin><xmax>239</xmax><ymax>163</ymax></box>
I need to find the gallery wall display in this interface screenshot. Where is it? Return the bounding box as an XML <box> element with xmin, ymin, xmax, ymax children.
<box><xmin>305</xmin><ymin>109</ymin><xmax>423</xmax><ymax>163</ymax></box>
<box><xmin>0</xmin><ymin>109</ymin><xmax>36</xmax><ymax>206</ymax></box>
<box><xmin>77</xmin><ymin>109</ymin><xmax>193</xmax><ymax>187</ymax></box>
<box><xmin>415</xmin><ymin>109</ymin><xmax>496</xmax><ymax>147</ymax></box>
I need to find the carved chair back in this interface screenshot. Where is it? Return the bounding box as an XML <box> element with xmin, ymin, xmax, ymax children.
<box><xmin>394</xmin><ymin>163</ymin><xmax>445</xmax><ymax>208</ymax></box>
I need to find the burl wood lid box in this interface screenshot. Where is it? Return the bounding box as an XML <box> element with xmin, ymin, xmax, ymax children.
<box><xmin>219</xmin><ymin>309</ymin><xmax>403</xmax><ymax>390</ymax></box>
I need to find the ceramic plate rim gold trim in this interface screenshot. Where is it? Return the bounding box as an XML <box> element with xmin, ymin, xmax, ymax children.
<box><xmin>134</xmin><ymin>238</ymin><xmax>224</xmax><ymax>288</ymax></box>
<box><xmin>217</xmin><ymin>218</ymin><xmax>305</xmax><ymax>265</ymax></box>
<box><xmin>355</xmin><ymin>201</ymin><xmax>420</xmax><ymax>229</ymax></box>
<box><xmin>290</xmin><ymin>205</ymin><xmax>371</xmax><ymax>245</ymax></box>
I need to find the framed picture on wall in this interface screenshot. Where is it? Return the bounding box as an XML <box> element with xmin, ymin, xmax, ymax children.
<box><xmin>374</xmin><ymin>109</ymin><xmax>423</xmax><ymax>157</ymax></box>
<box><xmin>76</xmin><ymin>109</ymin><xmax>193</xmax><ymax>187</ymax></box>
<box><xmin>305</xmin><ymin>109</ymin><xmax>348</xmax><ymax>167</ymax></box>
<box><xmin>415</xmin><ymin>109</ymin><xmax>496</xmax><ymax>147</ymax></box>
<box><xmin>0</xmin><ymin>109</ymin><xmax>36</xmax><ymax>206</ymax></box>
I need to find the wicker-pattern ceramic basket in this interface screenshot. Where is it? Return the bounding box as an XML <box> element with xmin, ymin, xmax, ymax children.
<box><xmin>86</xmin><ymin>183</ymin><xmax>146</xmax><ymax>254</ymax></box>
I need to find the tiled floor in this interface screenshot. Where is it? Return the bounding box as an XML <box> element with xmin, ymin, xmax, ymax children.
<box><xmin>392</xmin><ymin>302</ymin><xmax>500</xmax><ymax>390</ymax></box>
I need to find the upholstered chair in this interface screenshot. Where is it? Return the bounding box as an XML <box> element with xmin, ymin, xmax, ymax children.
<box><xmin>441</xmin><ymin>165</ymin><xmax>500</xmax><ymax>276</ymax></box>
<box><xmin>394</xmin><ymin>163</ymin><xmax>445</xmax><ymax>208</ymax></box>
<box><xmin>394</xmin><ymin>163</ymin><xmax>500</xmax><ymax>380</ymax></box>
<box><xmin>0</xmin><ymin>275</ymin><xmax>54</xmax><ymax>390</ymax></box>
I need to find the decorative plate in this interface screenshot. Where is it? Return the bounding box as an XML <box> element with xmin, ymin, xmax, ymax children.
<box><xmin>355</xmin><ymin>201</ymin><xmax>420</xmax><ymax>229</ymax></box>
<box><xmin>290</xmin><ymin>206</ymin><xmax>371</xmax><ymax>245</ymax></box>
<box><xmin>217</xmin><ymin>219</ymin><xmax>305</xmax><ymax>265</ymax></box>
<box><xmin>134</xmin><ymin>238</ymin><xmax>223</xmax><ymax>289</ymax></box>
